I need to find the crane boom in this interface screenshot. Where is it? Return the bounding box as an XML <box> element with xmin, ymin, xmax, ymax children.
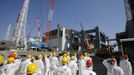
<box><xmin>12</xmin><ymin>0</ymin><xmax>30</xmax><ymax>49</ymax></box>
<box><xmin>44</xmin><ymin>0</ymin><xmax>55</xmax><ymax>43</ymax></box>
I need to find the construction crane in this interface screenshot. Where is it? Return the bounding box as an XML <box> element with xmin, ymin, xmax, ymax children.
<box><xmin>11</xmin><ymin>13</ymin><xmax>20</xmax><ymax>41</ymax></box>
<box><xmin>12</xmin><ymin>0</ymin><xmax>30</xmax><ymax>49</ymax></box>
<box><xmin>44</xmin><ymin>0</ymin><xmax>55</xmax><ymax>43</ymax></box>
<box><xmin>5</xmin><ymin>24</ymin><xmax>11</xmax><ymax>40</ymax></box>
<box><xmin>26</xmin><ymin>19</ymin><xmax>40</xmax><ymax>40</ymax></box>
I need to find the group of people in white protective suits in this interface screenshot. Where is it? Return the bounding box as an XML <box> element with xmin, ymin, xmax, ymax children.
<box><xmin>103</xmin><ymin>54</ymin><xmax>132</xmax><ymax>75</ymax></box>
<box><xmin>0</xmin><ymin>51</ymin><xmax>133</xmax><ymax>75</ymax></box>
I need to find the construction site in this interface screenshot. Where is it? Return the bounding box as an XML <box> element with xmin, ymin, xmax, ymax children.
<box><xmin>0</xmin><ymin>0</ymin><xmax>134</xmax><ymax>75</ymax></box>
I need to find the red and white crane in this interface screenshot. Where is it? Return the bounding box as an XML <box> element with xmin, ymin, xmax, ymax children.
<box><xmin>44</xmin><ymin>0</ymin><xmax>55</xmax><ymax>43</ymax></box>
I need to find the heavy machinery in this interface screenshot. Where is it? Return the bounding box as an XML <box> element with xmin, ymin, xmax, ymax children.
<box><xmin>11</xmin><ymin>0</ymin><xmax>30</xmax><ymax>49</ymax></box>
<box><xmin>80</xmin><ymin>23</ymin><xmax>91</xmax><ymax>50</ymax></box>
<box><xmin>31</xmin><ymin>0</ymin><xmax>55</xmax><ymax>50</ymax></box>
<box><xmin>44</xmin><ymin>0</ymin><xmax>55</xmax><ymax>43</ymax></box>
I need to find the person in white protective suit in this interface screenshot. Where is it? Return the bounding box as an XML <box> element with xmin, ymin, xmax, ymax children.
<box><xmin>84</xmin><ymin>52</ymin><xmax>92</xmax><ymax>62</ymax></box>
<box><xmin>67</xmin><ymin>52</ymin><xmax>71</xmax><ymax>61</ymax></box>
<box><xmin>119</xmin><ymin>54</ymin><xmax>132</xmax><ymax>75</ymax></box>
<box><xmin>50</xmin><ymin>52</ymin><xmax>59</xmax><ymax>75</ymax></box>
<box><xmin>67</xmin><ymin>53</ymin><xmax>70</xmax><ymax>61</ymax></box>
<box><xmin>103</xmin><ymin>58</ymin><xmax>124</xmax><ymax>75</ymax></box>
<box><xmin>72</xmin><ymin>52</ymin><xmax>77</xmax><ymax>63</ymax></box>
<box><xmin>0</xmin><ymin>55</ymin><xmax>6</xmax><ymax>75</ymax></box>
<box><xmin>34</xmin><ymin>55</ymin><xmax>44</xmax><ymax>75</ymax></box>
<box><xmin>27</xmin><ymin>63</ymin><xmax>42</xmax><ymax>75</ymax></box>
<box><xmin>31</xmin><ymin>56</ymin><xmax>35</xmax><ymax>63</ymax></box>
<box><xmin>78</xmin><ymin>54</ymin><xmax>86</xmax><ymax>75</ymax></box>
<box><xmin>48</xmin><ymin>52</ymin><xmax>53</xmax><ymax>62</ymax></box>
<box><xmin>59</xmin><ymin>53</ymin><xmax>68</xmax><ymax>66</ymax></box>
<box><xmin>1</xmin><ymin>57</ymin><xmax>20</xmax><ymax>75</ymax></box>
<box><xmin>82</xmin><ymin>59</ymin><xmax>96</xmax><ymax>75</ymax></box>
<box><xmin>55</xmin><ymin>57</ymin><xmax>72</xmax><ymax>75</ymax></box>
<box><xmin>44</xmin><ymin>54</ymin><xmax>50</xmax><ymax>75</ymax></box>
<box><xmin>68</xmin><ymin>56</ymin><xmax>78</xmax><ymax>75</ymax></box>
<box><xmin>18</xmin><ymin>55</ymin><xmax>32</xmax><ymax>75</ymax></box>
<box><xmin>8</xmin><ymin>52</ymin><xmax>22</xmax><ymax>70</ymax></box>
<box><xmin>0</xmin><ymin>55</ymin><xmax>4</xmax><ymax>67</ymax></box>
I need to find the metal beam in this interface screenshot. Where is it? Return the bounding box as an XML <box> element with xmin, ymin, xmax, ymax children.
<box><xmin>100</xmin><ymin>41</ymin><xmax>106</xmax><ymax>45</ymax></box>
<box><xmin>84</xmin><ymin>29</ymin><xmax>96</xmax><ymax>33</ymax></box>
<box><xmin>107</xmin><ymin>39</ymin><xmax>116</xmax><ymax>41</ymax></box>
<box><xmin>120</xmin><ymin>38</ymin><xmax>134</xmax><ymax>42</ymax></box>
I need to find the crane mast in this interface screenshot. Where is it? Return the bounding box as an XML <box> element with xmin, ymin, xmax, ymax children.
<box><xmin>44</xmin><ymin>0</ymin><xmax>55</xmax><ymax>43</ymax></box>
<box><xmin>12</xmin><ymin>0</ymin><xmax>30</xmax><ymax>49</ymax></box>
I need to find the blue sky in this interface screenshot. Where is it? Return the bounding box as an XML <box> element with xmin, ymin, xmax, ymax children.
<box><xmin>0</xmin><ymin>0</ymin><xmax>126</xmax><ymax>40</ymax></box>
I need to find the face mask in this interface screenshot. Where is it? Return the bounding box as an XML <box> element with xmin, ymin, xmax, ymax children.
<box><xmin>87</xmin><ymin>65</ymin><xmax>93</xmax><ymax>70</ymax></box>
<box><xmin>111</xmin><ymin>61</ymin><xmax>115</xmax><ymax>65</ymax></box>
<box><xmin>109</xmin><ymin>61</ymin><xmax>115</xmax><ymax>65</ymax></box>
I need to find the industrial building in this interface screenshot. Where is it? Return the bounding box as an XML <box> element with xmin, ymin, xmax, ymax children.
<box><xmin>47</xmin><ymin>25</ymin><xmax>108</xmax><ymax>51</ymax></box>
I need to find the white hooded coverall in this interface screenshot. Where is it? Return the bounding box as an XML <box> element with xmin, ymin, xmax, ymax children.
<box><xmin>34</xmin><ymin>59</ymin><xmax>44</xmax><ymax>75</ymax></box>
<box><xmin>82</xmin><ymin>67</ymin><xmax>96</xmax><ymax>75</ymax></box>
<box><xmin>50</xmin><ymin>56</ymin><xmax>59</xmax><ymax>75</ymax></box>
<box><xmin>84</xmin><ymin>56</ymin><xmax>92</xmax><ymax>62</ymax></box>
<box><xmin>59</xmin><ymin>56</ymin><xmax>70</xmax><ymax>66</ymax></box>
<box><xmin>55</xmin><ymin>64</ymin><xmax>72</xmax><ymax>75</ymax></box>
<box><xmin>44</xmin><ymin>56</ymin><xmax>50</xmax><ymax>75</ymax></box>
<box><xmin>74</xmin><ymin>56</ymin><xmax>77</xmax><ymax>63</ymax></box>
<box><xmin>0</xmin><ymin>64</ymin><xmax>6</xmax><ymax>75</ymax></box>
<box><xmin>78</xmin><ymin>58</ymin><xmax>85</xmax><ymax>75</ymax></box>
<box><xmin>29</xmin><ymin>69</ymin><xmax>42</xmax><ymax>75</ymax></box>
<box><xmin>119</xmin><ymin>59</ymin><xmax>132</xmax><ymax>75</ymax></box>
<box><xmin>68</xmin><ymin>60</ymin><xmax>78</xmax><ymax>75</ymax></box>
<box><xmin>14</xmin><ymin>58</ymin><xmax>22</xmax><ymax>70</ymax></box>
<box><xmin>2</xmin><ymin>62</ymin><xmax>20</xmax><ymax>75</ymax></box>
<box><xmin>103</xmin><ymin>58</ymin><xmax>124</xmax><ymax>75</ymax></box>
<box><xmin>18</xmin><ymin>59</ymin><xmax>32</xmax><ymax>75</ymax></box>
